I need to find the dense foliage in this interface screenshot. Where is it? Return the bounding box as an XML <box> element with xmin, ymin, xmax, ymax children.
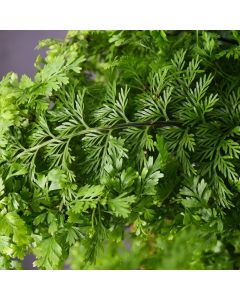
<box><xmin>1</xmin><ymin>30</ymin><xmax>240</xmax><ymax>269</ymax></box>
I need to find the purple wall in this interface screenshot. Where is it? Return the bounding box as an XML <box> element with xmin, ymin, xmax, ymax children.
<box><xmin>0</xmin><ymin>30</ymin><xmax>67</xmax><ymax>79</ymax></box>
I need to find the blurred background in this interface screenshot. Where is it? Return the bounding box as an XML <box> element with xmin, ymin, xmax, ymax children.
<box><xmin>0</xmin><ymin>31</ymin><xmax>67</xmax><ymax>79</ymax></box>
<box><xmin>0</xmin><ymin>31</ymin><xmax>67</xmax><ymax>269</ymax></box>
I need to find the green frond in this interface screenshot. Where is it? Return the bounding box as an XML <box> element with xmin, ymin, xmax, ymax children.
<box><xmin>2</xmin><ymin>30</ymin><xmax>240</xmax><ymax>270</ymax></box>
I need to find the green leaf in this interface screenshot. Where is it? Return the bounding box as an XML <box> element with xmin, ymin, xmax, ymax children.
<box><xmin>6</xmin><ymin>163</ymin><xmax>28</xmax><ymax>180</ymax></box>
<box><xmin>33</xmin><ymin>213</ymin><xmax>47</xmax><ymax>226</ymax></box>
<box><xmin>0</xmin><ymin>212</ymin><xmax>30</xmax><ymax>245</ymax></box>
<box><xmin>77</xmin><ymin>184</ymin><xmax>104</xmax><ymax>200</ymax></box>
<box><xmin>120</xmin><ymin>167</ymin><xmax>138</xmax><ymax>190</ymax></box>
<box><xmin>47</xmin><ymin>213</ymin><xmax>58</xmax><ymax>235</ymax></box>
<box><xmin>34</xmin><ymin>237</ymin><xmax>62</xmax><ymax>269</ymax></box>
<box><xmin>0</xmin><ymin>235</ymin><xmax>12</xmax><ymax>255</ymax></box>
<box><xmin>154</xmin><ymin>134</ymin><xmax>169</xmax><ymax>170</ymax></box>
<box><xmin>140</xmin><ymin>157</ymin><xmax>164</xmax><ymax>195</ymax></box>
<box><xmin>35</xmin><ymin>174</ymin><xmax>48</xmax><ymax>190</ymax></box>
<box><xmin>108</xmin><ymin>193</ymin><xmax>136</xmax><ymax>218</ymax></box>
<box><xmin>0</xmin><ymin>177</ymin><xmax>4</xmax><ymax>197</ymax></box>
<box><xmin>65</xmin><ymin>227</ymin><xmax>84</xmax><ymax>246</ymax></box>
<box><xmin>71</xmin><ymin>185</ymin><xmax>104</xmax><ymax>213</ymax></box>
<box><xmin>48</xmin><ymin>168</ymin><xmax>67</xmax><ymax>191</ymax></box>
<box><xmin>179</xmin><ymin>177</ymin><xmax>212</xmax><ymax>208</ymax></box>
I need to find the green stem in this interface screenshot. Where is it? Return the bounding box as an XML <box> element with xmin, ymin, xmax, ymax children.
<box><xmin>14</xmin><ymin>120</ymin><xmax>181</xmax><ymax>161</ymax></box>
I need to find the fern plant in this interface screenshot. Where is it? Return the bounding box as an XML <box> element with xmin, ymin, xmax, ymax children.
<box><xmin>1</xmin><ymin>30</ymin><xmax>240</xmax><ymax>269</ymax></box>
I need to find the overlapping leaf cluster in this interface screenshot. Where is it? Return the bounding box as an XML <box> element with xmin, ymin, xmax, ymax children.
<box><xmin>1</xmin><ymin>30</ymin><xmax>240</xmax><ymax>269</ymax></box>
